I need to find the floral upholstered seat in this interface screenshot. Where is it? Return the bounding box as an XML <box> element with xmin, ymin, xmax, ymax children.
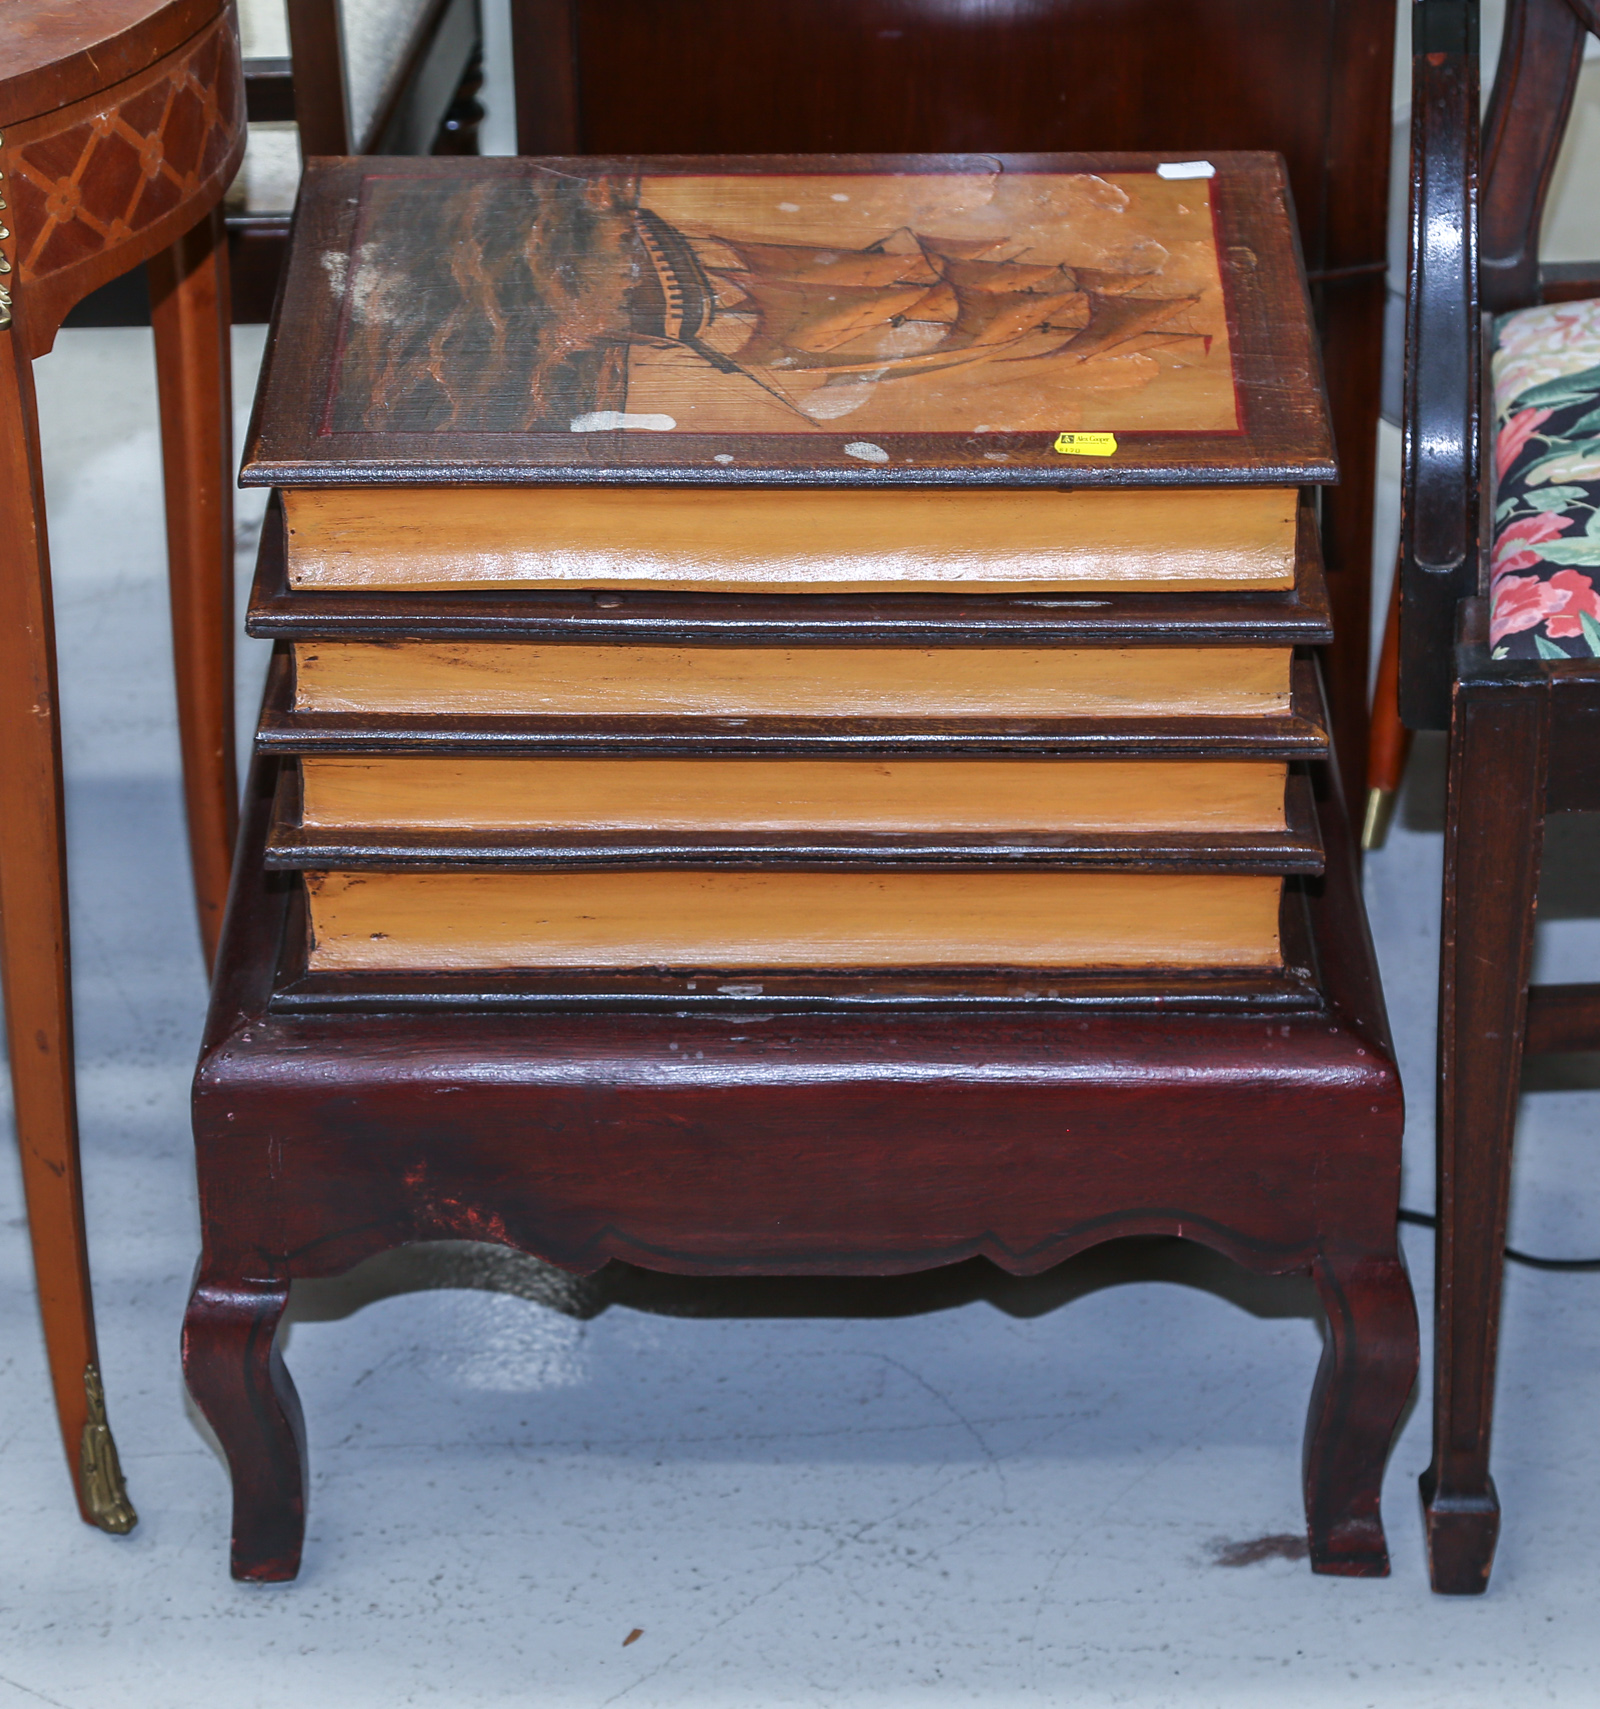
<box><xmin>1490</xmin><ymin>298</ymin><xmax>1600</xmax><ymax>659</ymax></box>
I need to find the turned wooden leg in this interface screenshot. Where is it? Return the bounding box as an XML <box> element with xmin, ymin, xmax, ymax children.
<box><xmin>0</xmin><ymin>326</ymin><xmax>136</xmax><ymax>1534</ymax></box>
<box><xmin>183</xmin><ymin>1266</ymin><xmax>307</xmax><ymax>1581</ymax></box>
<box><xmin>1303</xmin><ymin>1250</ymin><xmax>1419</xmax><ymax>1575</ymax></box>
<box><xmin>148</xmin><ymin>205</ymin><xmax>237</xmax><ymax>971</ymax></box>
<box><xmin>1422</xmin><ymin>675</ymin><xmax>1547</xmax><ymax>1594</ymax></box>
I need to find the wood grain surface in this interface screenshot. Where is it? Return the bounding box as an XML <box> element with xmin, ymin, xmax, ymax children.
<box><xmin>297</xmin><ymin>755</ymin><xmax>1290</xmax><ymax>833</ymax></box>
<box><xmin>0</xmin><ymin>0</ymin><xmax>214</xmax><ymax>125</ymax></box>
<box><xmin>302</xmin><ymin>867</ymin><xmax>1284</xmax><ymax>972</ymax></box>
<box><xmin>269</xmin><ymin>758</ymin><xmax>1323</xmax><ymax>873</ymax></box>
<box><xmin>264</xmin><ymin>657</ymin><xmax>1330</xmax><ymax>759</ymax></box>
<box><xmin>290</xmin><ymin>640</ymin><xmax>1291</xmax><ymax>719</ymax></box>
<box><xmin>149</xmin><ymin>206</ymin><xmax>237</xmax><ymax>965</ymax></box>
<box><xmin>317</xmin><ymin>166</ymin><xmax>1240</xmax><ymax>436</ymax></box>
<box><xmin>184</xmin><ymin>4</ymin><xmax>1414</xmax><ymax>1580</ymax></box>
<box><xmin>282</xmin><ymin>484</ymin><xmax>1298</xmax><ymax>593</ymax></box>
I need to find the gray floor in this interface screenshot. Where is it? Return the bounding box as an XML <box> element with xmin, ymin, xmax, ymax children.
<box><xmin>4</xmin><ymin>327</ymin><xmax>1600</xmax><ymax>1707</ymax></box>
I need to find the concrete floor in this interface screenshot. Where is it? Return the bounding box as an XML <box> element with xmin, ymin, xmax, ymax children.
<box><xmin>4</xmin><ymin>325</ymin><xmax>1600</xmax><ymax>1707</ymax></box>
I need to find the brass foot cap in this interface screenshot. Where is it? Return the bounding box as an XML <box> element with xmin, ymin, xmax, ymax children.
<box><xmin>80</xmin><ymin>1365</ymin><xmax>137</xmax><ymax>1535</ymax></box>
<box><xmin>1361</xmin><ymin>786</ymin><xmax>1398</xmax><ymax>851</ymax></box>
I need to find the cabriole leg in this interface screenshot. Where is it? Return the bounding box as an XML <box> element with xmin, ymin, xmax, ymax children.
<box><xmin>1304</xmin><ymin>1251</ymin><xmax>1419</xmax><ymax>1576</ymax></box>
<box><xmin>183</xmin><ymin>1267</ymin><xmax>306</xmax><ymax>1581</ymax></box>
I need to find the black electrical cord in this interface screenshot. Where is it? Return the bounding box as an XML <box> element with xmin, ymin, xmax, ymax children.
<box><xmin>1398</xmin><ymin>1207</ymin><xmax>1600</xmax><ymax>1273</ymax></box>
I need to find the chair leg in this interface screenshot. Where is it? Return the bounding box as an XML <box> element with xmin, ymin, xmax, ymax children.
<box><xmin>183</xmin><ymin>1265</ymin><xmax>307</xmax><ymax>1581</ymax></box>
<box><xmin>0</xmin><ymin>332</ymin><xmax>135</xmax><ymax>1534</ymax></box>
<box><xmin>1303</xmin><ymin>1250</ymin><xmax>1419</xmax><ymax>1575</ymax></box>
<box><xmin>1421</xmin><ymin>674</ymin><xmax>1547</xmax><ymax>1594</ymax></box>
<box><xmin>149</xmin><ymin>205</ymin><xmax>238</xmax><ymax>972</ymax></box>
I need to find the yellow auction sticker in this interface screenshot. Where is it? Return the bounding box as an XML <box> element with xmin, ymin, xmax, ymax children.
<box><xmin>1053</xmin><ymin>431</ymin><xmax>1118</xmax><ymax>456</ymax></box>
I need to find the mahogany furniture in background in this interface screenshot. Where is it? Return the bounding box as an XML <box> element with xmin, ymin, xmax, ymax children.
<box><xmin>229</xmin><ymin>0</ymin><xmax>482</xmax><ymax>321</ymax></box>
<box><xmin>248</xmin><ymin>0</ymin><xmax>480</xmax><ymax>156</ymax></box>
<box><xmin>1401</xmin><ymin>0</ymin><xmax>1600</xmax><ymax>1593</ymax></box>
<box><xmin>0</xmin><ymin>0</ymin><xmax>244</xmax><ymax>1529</ymax></box>
<box><xmin>510</xmin><ymin>0</ymin><xmax>1396</xmax><ymax>804</ymax></box>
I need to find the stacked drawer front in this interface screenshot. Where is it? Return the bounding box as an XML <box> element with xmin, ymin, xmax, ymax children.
<box><xmin>249</xmin><ymin>491</ymin><xmax>1330</xmax><ymax>1004</ymax></box>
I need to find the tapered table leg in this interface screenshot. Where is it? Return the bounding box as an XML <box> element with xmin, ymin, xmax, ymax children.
<box><xmin>0</xmin><ymin>326</ymin><xmax>135</xmax><ymax>1534</ymax></box>
<box><xmin>149</xmin><ymin>205</ymin><xmax>237</xmax><ymax>971</ymax></box>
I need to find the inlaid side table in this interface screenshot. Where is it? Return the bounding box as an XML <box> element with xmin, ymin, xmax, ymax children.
<box><xmin>0</xmin><ymin>0</ymin><xmax>244</xmax><ymax>1530</ymax></box>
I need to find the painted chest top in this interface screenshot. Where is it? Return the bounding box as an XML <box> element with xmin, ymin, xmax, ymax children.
<box><xmin>244</xmin><ymin>153</ymin><xmax>1334</xmax><ymax>488</ymax></box>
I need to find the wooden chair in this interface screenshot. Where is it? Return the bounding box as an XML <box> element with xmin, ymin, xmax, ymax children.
<box><xmin>1400</xmin><ymin>0</ymin><xmax>1600</xmax><ymax>1594</ymax></box>
<box><xmin>509</xmin><ymin>0</ymin><xmax>1397</xmax><ymax>806</ymax></box>
<box><xmin>0</xmin><ymin>0</ymin><xmax>245</xmax><ymax>1529</ymax></box>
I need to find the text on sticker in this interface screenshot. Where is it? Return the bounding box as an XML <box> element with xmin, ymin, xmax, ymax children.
<box><xmin>1053</xmin><ymin>432</ymin><xmax>1118</xmax><ymax>457</ymax></box>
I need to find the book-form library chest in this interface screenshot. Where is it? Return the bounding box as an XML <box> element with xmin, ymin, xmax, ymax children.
<box><xmin>182</xmin><ymin>154</ymin><xmax>1417</xmax><ymax>1583</ymax></box>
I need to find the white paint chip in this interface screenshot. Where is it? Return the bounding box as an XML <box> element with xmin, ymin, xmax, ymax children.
<box><xmin>830</xmin><ymin>193</ymin><xmax>850</xmax><ymax>202</ymax></box>
<box><xmin>843</xmin><ymin>441</ymin><xmax>889</xmax><ymax>463</ymax></box>
<box><xmin>569</xmin><ymin>411</ymin><xmax>677</xmax><ymax>433</ymax></box>
<box><xmin>777</xmin><ymin>202</ymin><xmax>800</xmax><ymax>212</ymax></box>
<box><xmin>1157</xmin><ymin>160</ymin><xmax>1215</xmax><ymax>180</ymax></box>
<box><xmin>713</xmin><ymin>453</ymin><xmax>735</xmax><ymax>464</ymax></box>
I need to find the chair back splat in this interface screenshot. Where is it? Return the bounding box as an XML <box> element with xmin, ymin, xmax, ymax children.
<box><xmin>1482</xmin><ymin>0</ymin><xmax>1591</xmax><ymax>312</ymax></box>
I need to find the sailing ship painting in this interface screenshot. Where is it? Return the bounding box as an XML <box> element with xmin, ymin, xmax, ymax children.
<box><xmin>327</xmin><ymin>168</ymin><xmax>1239</xmax><ymax>438</ymax></box>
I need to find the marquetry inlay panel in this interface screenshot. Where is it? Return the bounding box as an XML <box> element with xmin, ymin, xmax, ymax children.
<box><xmin>0</xmin><ymin>9</ymin><xmax>242</xmax><ymax>343</ymax></box>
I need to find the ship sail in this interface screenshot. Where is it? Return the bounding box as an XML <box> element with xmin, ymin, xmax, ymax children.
<box><xmin>1038</xmin><ymin>292</ymin><xmax>1197</xmax><ymax>361</ymax></box>
<box><xmin>718</xmin><ymin>276</ymin><xmax>950</xmax><ymax>363</ymax></box>
<box><xmin>936</xmin><ymin>257</ymin><xmax>1090</xmax><ymax>351</ymax></box>
<box><xmin>710</xmin><ymin>236</ymin><xmax>941</xmax><ymax>290</ymax></box>
<box><xmin>629</xmin><ymin>210</ymin><xmax>1203</xmax><ymax>403</ymax></box>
